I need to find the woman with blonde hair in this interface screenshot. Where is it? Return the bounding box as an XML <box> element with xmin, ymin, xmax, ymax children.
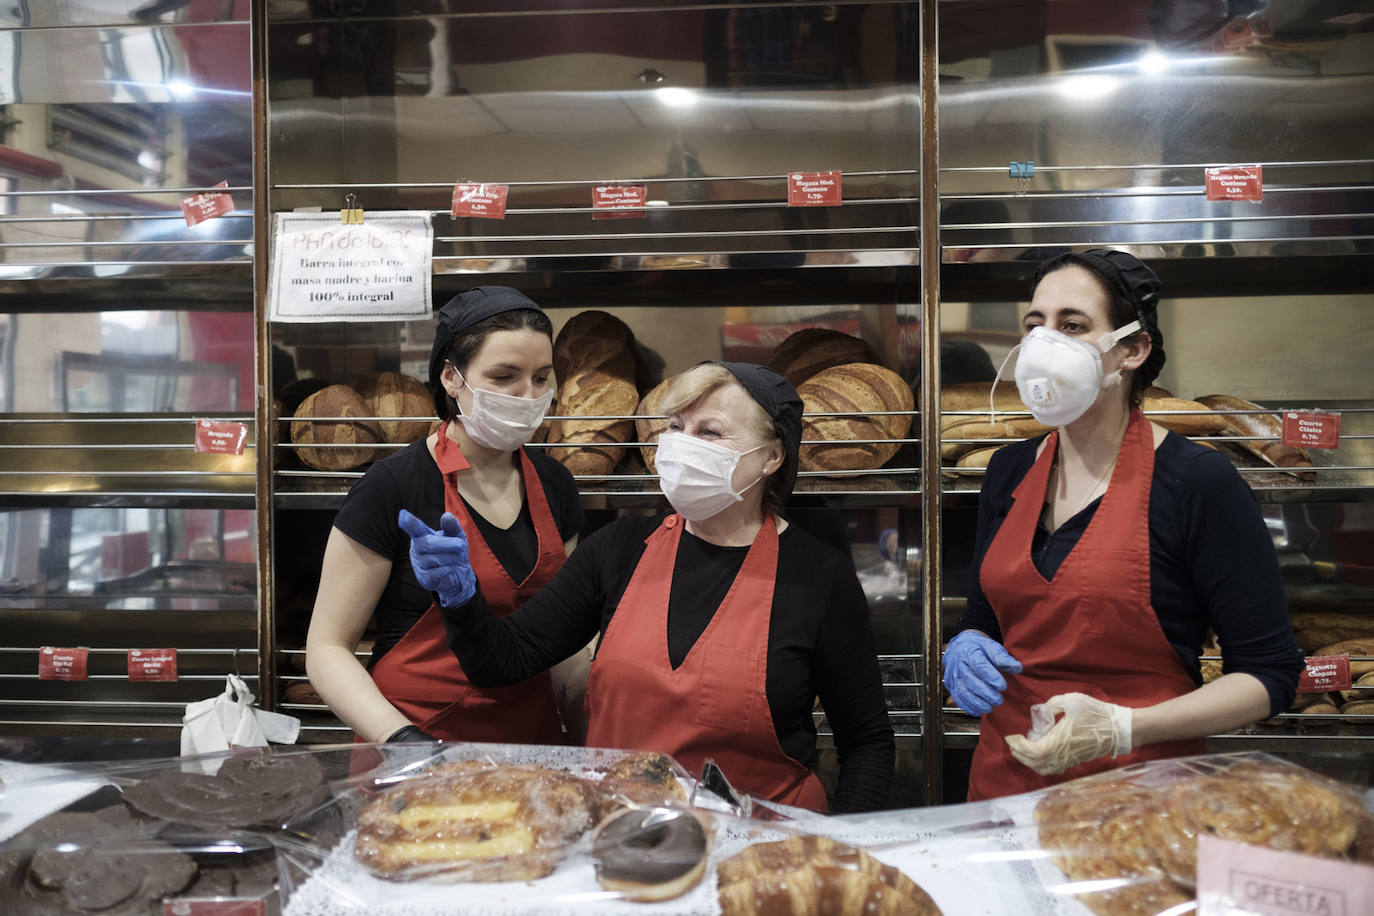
<box><xmin>402</xmin><ymin>361</ymin><xmax>895</xmax><ymax>812</ymax></box>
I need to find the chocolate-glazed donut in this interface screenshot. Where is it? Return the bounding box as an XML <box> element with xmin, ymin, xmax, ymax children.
<box><xmin>591</xmin><ymin>806</ymin><xmax>710</xmax><ymax>902</ymax></box>
<box><xmin>121</xmin><ymin>752</ymin><xmax>328</xmax><ymax>829</ymax></box>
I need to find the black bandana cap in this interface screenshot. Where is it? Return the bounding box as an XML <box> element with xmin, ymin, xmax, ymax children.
<box><xmin>708</xmin><ymin>361</ymin><xmax>803</xmax><ymax>498</ymax></box>
<box><xmin>427</xmin><ymin>286</ymin><xmax>542</xmax><ymax>418</ymax></box>
<box><xmin>1038</xmin><ymin>248</ymin><xmax>1163</xmax><ymax>332</ymax></box>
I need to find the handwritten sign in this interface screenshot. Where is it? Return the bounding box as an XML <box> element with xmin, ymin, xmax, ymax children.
<box><xmin>1198</xmin><ymin>834</ymin><xmax>1372</xmax><ymax>915</ymax></box>
<box><xmin>128</xmin><ymin>648</ymin><xmax>177</xmax><ymax>682</ymax></box>
<box><xmin>1205</xmin><ymin>165</ymin><xmax>1263</xmax><ymax>202</ymax></box>
<box><xmin>194</xmin><ymin>419</ymin><xmax>248</xmax><ymax>455</ymax></box>
<box><xmin>1298</xmin><ymin>655</ymin><xmax>1352</xmax><ymax>693</ymax></box>
<box><xmin>591</xmin><ymin>185</ymin><xmax>647</xmax><ymax>219</ymax></box>
<box><xmin>1282</xmin><ymin>411</ymin><xmax>1340</xmax><ymax>450</ymax></box>
<box><xmin>38</xmin><ymin>647</ymin><xmax>89</xmax><ymax>681</ymax></box>
<box><xmin>181</xmin><ymin>181</ymin><xmax>235</xmax><ymax>227</ymax></box>
<box><xmin>451</xmin><ymin>183</ymin><xmax>508</xmax><ymax>220</ymax></box>
<box><xmin>268</xmin><ymin>211</ymin><xmax>433</xmax><ymax>323</ymax></box>
<box><xmin>788</xmin><ymin>171</ymin><xmax>843</xmax><ymax>207</ymax></box>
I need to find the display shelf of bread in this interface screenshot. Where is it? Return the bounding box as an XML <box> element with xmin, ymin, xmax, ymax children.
<box><xmin>936</xmin><ymin>381</ymin><xmax>1357</xmax><ymax>495</ymax></box>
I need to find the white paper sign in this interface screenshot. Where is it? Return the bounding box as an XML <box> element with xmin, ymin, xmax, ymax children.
<box><xmin>269</xmin><ymin>211</ymin><xmax>433</xmax><ymax>322</ymax></box>
<box><xmin>1198</xmin><ymin>834</ymin><xmax>1374</xmax><ymax>916</ymax></box>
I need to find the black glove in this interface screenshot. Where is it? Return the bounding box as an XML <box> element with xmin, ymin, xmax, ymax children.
<box><xmin>386</xmin><ymin>724</ymin><xmax>439</xmax><ymax>743</ymax></box>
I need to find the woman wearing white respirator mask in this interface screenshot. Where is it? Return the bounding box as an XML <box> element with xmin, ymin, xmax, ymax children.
<box><xmin>415</xmin><ymin>362</ymin><xmax>894</xmax><ymax>813</ymax></box>
<box><xmin>307</xmin><ymin>287</ymin><xmax>592</xmax><ymax>749</ymax></box>
<box><xmin>944</xmin><ymin>250</ymin><xmax>1303</xmax><ymax>800</ymax></box>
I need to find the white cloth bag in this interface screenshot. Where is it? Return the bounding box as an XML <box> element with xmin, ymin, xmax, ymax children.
<box><xmin>180</xmin><ymin>674</ymin><xmax>301</xmax><ymax>773</ymax></box>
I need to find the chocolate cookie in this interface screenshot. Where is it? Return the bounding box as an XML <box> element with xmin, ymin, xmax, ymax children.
<box><xmin>122</xmin><ymin>752</ymin><xmax>328</xmax><ymax>830</ymax></box>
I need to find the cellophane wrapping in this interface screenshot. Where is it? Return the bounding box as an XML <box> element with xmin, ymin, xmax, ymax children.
<box><xmin>2</xmin><ymin>747</ymin><xmax>1371</xmax><ymax>915</ymax></box>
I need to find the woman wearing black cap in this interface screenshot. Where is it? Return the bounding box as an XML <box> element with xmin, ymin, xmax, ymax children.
<box><xmin>306</xmin><ymin>287</ymin><xmax>588</xmax><ymax>746</ymax></box>
<box><xmin>403</xmin><ymin>361</ymin><xmax>895</xmax><ymax>812</ymax></box>
<box><xmin>943</xmin><ymin>249</ymin><xmax>1303</xmax><ymax>800</ymax></box>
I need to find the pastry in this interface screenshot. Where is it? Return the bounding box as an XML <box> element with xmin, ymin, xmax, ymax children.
<box><xmin>591</xmin><ymin>806</ymin><xmax>710</xmax><ymax>902</ymax></box>
<box><xmin>354</xmin><ymin>761</ymin><xmax>601</xmax><ymax>882</ymax></box>
<box><xmin>717</xmin><ymin>836</ymin><xmax>941</xmax><ymax>915</ymax></box>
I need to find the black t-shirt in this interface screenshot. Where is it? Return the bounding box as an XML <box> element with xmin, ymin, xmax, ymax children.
<box><xmin>332</xmin><ymin>440</ymin><xmax>584</xmax><ymax>663</ymax></box>
<box><xmin>441</xmin><ymin>514</ymin><xmax>895</xmax><ymax>813</ymax></box>
<box><xmin>959</xmin><ymin>431</ymin><xmax>1304</xmax><ymax>717</ymax></box>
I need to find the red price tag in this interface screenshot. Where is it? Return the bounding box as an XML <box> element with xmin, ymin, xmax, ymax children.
<box><xmin>591</xmin><ymin>184</ymin><xmax>647</xmax><ymax>219</ymax></box>
<box><xmin>451</xmin><ymin>183</ymin><xmax>508</xmax><ymax>220</ymax></box>
<box><xmin>1205</xmin><ymin>166</ymin><xmax>1262</xmax><ymax>202</ymax></box>
<box><xmin>1281</xmin><ymin>411</ymin><xmax>1340</xmax><ymax>450</ymax></box>
<box><xmin>181</xmin><ymin>180</ymin><xmax>235</xmax><ymax>227</ymax></box>
<box><xmin>165</xmin><ymin>900</ymin><xmax>266</xmax><ymax>916</ymax></box>
<box><xmin>38</xmin><ymin>647</ymin><xmax>89</xmax><ymax>681</ymax></box>
<box><xmin>1298</xmin><ymin>655</ymin><xmax>1351</xmax><ymax>693</ymax></box>
<box><xmin>128</xmin><ymin>648</ymin><xmax>178</xmax><ymax>682</ymax></box>
<box><xmin>787</xmin><ymin>171</ymin><xmax>843</xmax><ymax>207</ymax></box>
<box><xmin>194</xmin><ymin>419</ymin><xmax>248</xmax><ymax>455</ymax></box>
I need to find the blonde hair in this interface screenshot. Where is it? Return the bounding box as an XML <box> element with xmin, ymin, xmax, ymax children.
<box><xmin>660</xmin><ymin>363</ymin><xmax>786</xmax><ymax>514</ymax></box>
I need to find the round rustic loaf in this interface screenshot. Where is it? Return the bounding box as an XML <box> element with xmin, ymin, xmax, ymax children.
<box><xmin>634</xmin><ymin>375</ymin><xmax>676</xmax><ymax>474</ymax></box>
<box><xmin>291</xmin><ymin>385</ymin><xmax>382</xmax><ymax>471</ymax></box>
<box><xmin>547</xmin><ymin>310</ymin><xmax>640</xmax><ymax>476</ymax></box>
<box><xmin>553</xmin><ymin>310</ymin><xmax>636</xmax><ymax>383</ymax></box>
<box><xmin>768</xmin><ymin>328</ymin><xmax>882</xmax><ymax>388</ymax></box>
<box><xmin>798</xmin><ymin>363</ymin><xmax>915</xmax><ymax>475</ymax></box>
<box><xmin>353</xmin><ymin>371</ymin><xmax>434</xmax><ymax>444</ymax></box>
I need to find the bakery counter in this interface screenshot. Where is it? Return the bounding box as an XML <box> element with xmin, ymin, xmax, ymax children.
<box><xmin>4</xmin><ymin>745</ymin><xmax>1371</xmax><ymax>915</ymax></box>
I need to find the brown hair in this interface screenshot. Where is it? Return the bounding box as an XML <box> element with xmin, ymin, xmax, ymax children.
<box><xmin>438</xmin><ymin>309</ymin><xmax>553</xmax><ymax>420</ymax></box>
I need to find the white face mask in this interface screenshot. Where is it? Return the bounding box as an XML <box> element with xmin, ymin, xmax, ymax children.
<box><xmin>655</xmin><ymin>432</ymin><xmax>766</xmax><ymax>522</ymax></box>
<box><xmin>991</xmin><ymin>321</ymin><xmax>1141</xmax><ymax>428</ymax></box>
<box><xmin>453</xmin><ymin>368</ymin><xmax>553</xmax><ymax>452</ymax></box>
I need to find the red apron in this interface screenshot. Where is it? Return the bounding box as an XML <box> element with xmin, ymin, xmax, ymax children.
<box><xmin>967</xmin><ymin>408</ymin><xmax>1205</xmax><ymax>801</ymax></box>
<box><xmin>365</xmin><ymin>424</ymin><xmax>565</xmax><ymax>745</ymax></box>
<box><xmin>584</xmin><ymin>514</ymin><xmax>830</xmax><ymax>812</ymax></box>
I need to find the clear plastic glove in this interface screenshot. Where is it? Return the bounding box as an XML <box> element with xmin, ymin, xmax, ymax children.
<box><xmin>941</xmin><ymin>630</ymin><xmax>1023</xmax><ymax>716</ymax></box>
<box><xmin>1005</xmin><ymin>692</ymin><xmax>1133</xmax><ymax>776</ymax></box>
<box><xmin>398</xmin><ymin>509</ymin><xmax>476</xmax><ymax>608</ymax></box>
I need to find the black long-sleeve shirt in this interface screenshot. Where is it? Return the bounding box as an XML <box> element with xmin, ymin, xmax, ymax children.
<box><xmin>959</xmin><ymin>431</ymin><xmax>1305</xmax><ymax>717</ymax></box>
<box><xmin>441</xmin><ymin>514</ymin><xmax>895</xmax><ymax>813</ymax></box>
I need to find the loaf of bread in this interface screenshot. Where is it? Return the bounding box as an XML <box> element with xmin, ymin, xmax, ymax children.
<box><xmin>1196</xmin><ymin>394</ymin><xmax>1316</xmax><ymax>479</ymax></box>
<box><xmin>290</xmin><ymin>385</ymin><xmax>381</xmax><ymax>471</ymax></box>
<box><xmin>547</xmin><ymin>311</ymin><xmax>639</xmax><ymax>476</ymax></box>
<box><xmin>1340</xmin><ymin>671</ymin><xmax>1374</xmax><ymax>702</ymax></box>
<box><xmin>1141</xmin><ymin>396</ymin><xmax>1230</xmax><ymax>436</ymax></box>
<box><xmin>768</xmin><ymin>328</ymin><xmax>883</xmax><ymax>388</ymax></box>
<box><xmin>353</xmin><ymin>371</ymin><xmax>434</xmax><ymax>443</ymax></box>
<box><xmin>940</xmin><ymin>417</ymin><xmax>1050</xmax><ymax>461</ymax></box>
<box><xmin>797</xmin><ymin>363</ymin><xmax>914</xmax><ymax>475</ymax></box>
<box><xmin>1291</xmin><ymin>614</ymin><xmax>1374</xmax><ymax>652</ymax></box>
<box><xmin>634</xmin><ymin>375</ymin><xmax>676</xmax><ymax>474</ymax></box>
<box><xmin>955</xmin><ymin>446</ymin><xmax>1001</xmax><ymax>469</ymax></box>
<box><xmin>1312</xmin><ymin>638</ymin><xmax>1374</xmax><ymax>676</ymax></box>
<box><xmin>939</xmin><ymin>381</ymin><xmax>1027</xmax><ymax>415</ymax></box>
<box><xmin>283</xmin><ymin>682</ymin><xmax>323</xmax><ymax>705</ymax></box>
<box><xmin>1341</xmin><ymin>700</ymin><xmax>1374</xmax><ymax>721</ymax></box>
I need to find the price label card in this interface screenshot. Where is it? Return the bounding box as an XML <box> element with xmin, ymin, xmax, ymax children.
<box><xmin>1205</xmin><ymin>165</ymin><xmax>1263</xmax><ymax>202</ymax></box>
<box><xmin>165</xmin><ymin>900</ymin><xmax>266</xmax><ymax>916</ymax></box>
<box><xmin>451</xmin><ymin>183</ymin><xmax>508</xmax><ymax>220</ymax></box>
<box><xmin>181</xmin><ymin>180</ymin><xmax>235</xmax><ymax>227</ymax></box>
<box><xmin>1298</xmin><ymin>655</ymin><xmax>1351</xmax><ymax>693</ymax></box>
<box><xmin>194</xmin><ymin>419</ymin><xmax>248</xmax><ymax>455</ymax></box>
<box><xmin>128</xmin><ymin>648</ymin><xmax>178</xmax><ymax>682</ymax></box>
<box><xmin>38</xmin><ymin>647</ymin><xmax>89</xmax><ymax>681</ymax></box>
<box><xmin>1198</xmin><ymin>834</ymin><xmax>1372</xmax><ymax>916</ymax></box>
<box><xmin>787</xmin><ymin>171</ymin><xmax>843</xmax><ymax>207</ymax></box>
<box><xmin>1281</xmin><ymin>411</ymin><xmax>1341</xmax><ymax>450</ymax></box>
<box><xmin>591</xmin><ymin>184</ymin><xmax>647</xmax><ymax>219</ymax></box>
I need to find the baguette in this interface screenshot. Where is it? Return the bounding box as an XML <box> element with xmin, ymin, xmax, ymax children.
<box><xmin>940</xmin><ymin>417</ymin><xmax>1050</xmax><ymax>461</ymax></box>
<box><xmin>1295</xmin><ymin>629</ymin><xmax>1374</xmax><ymax>653</ymax></box>
<box><xmin>955</xmin><ymin>447</ymin><xmax>1001</xmax><ymax>469</ymax></box>
<box><xmin>1290</xmin><ymin>613</ymin><xmax>1374</xmax><ymax>636</ymax></box>
<box><xmin>1340</xmin><ymin>700</ymin><xmax>1374</xmax><ymax>722</ymax></box>
<box><xmin>1196</xmin><ymin>394</ymin><xmax>1315</xmax><ymax>479</ymax></box>
<box><xmin>1141</xmin><ymin>396</ymin><xmax>1230</xmax><ymax>436</ymax></box>
<box><xmin>1339</xmin><ymin>671</ymin><xmax>1374</xmax><ymax>703</ymax></box>
<box><xmin>939</xmin><ymin>381</ymin><xmax>1026</xmax><ymax>414</ymax></box>
<box><xmin>1311</xmin><ymin>638</ymin><xmax>1374</xmax><ymax>677</ymax></box>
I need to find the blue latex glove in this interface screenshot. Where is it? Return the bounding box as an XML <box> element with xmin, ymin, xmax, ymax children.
<box><xmin>942</xmin><ymin>630</ymin><xmax>1023</xmax><ymax>716</ymax></box>
<box><xmin>398</xmin><ymin>509</ymin><xmax>476</xmax><ymax>608</ymax></box>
